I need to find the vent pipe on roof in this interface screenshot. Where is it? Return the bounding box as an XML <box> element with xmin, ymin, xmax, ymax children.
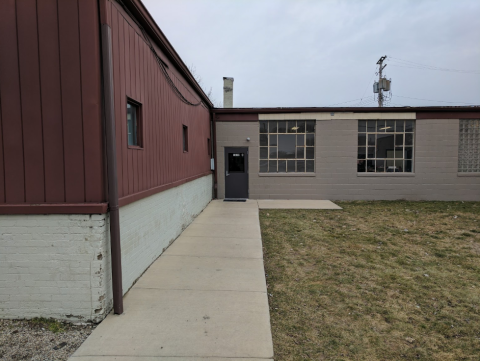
<box><xmin>223</xmin><ymin>77</ymin><xmax>234</xmax><ymax>108</ymax></box>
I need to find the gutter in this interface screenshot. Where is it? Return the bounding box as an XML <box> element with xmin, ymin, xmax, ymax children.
<box><xmin>99</xmin><ymin>1</ymin><xmax>123</xmax><ymax>315</ymax></box>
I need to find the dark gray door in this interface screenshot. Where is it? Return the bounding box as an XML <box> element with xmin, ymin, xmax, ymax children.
<box><xmin>225</xmin><ymin>147</ymin><xmax>248</xmax><ymax>199</ymax></box>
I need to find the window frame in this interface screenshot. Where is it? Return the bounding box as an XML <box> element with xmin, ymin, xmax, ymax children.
<box><xmin>357</xmin><ymin>119</ymin><xmax>415</xmax><ymax>175</ymax></box>
<box><xmin>126</xmin><ymin>97</ymin><xmax>143</xmax><ymax>149</ymax></box>
<box><xmin>259</xmin><ymin>120</ymin><xmax>316</xmax><ymax>174</ymax></box>
<box><xmin>183</xmin><ymin>125</ymin><xmax>189</xmax><ymax>153</ymax></box>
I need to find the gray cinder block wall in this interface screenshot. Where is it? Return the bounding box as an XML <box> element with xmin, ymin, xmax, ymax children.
<box><xmin>216</xmin><ymin>115</ymin><xmax>479</xmax><ymax>201</ymax></box>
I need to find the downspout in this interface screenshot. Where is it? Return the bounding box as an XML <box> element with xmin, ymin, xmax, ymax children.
<box><xmin>99</xmin><ymin>1</ymin><xmax>123</xmax><ymax>314</ymax></box>
<box><xmin>212</xmin><ymin>111</ymin><xmax>218</xmax><ymax>199</ymax></box>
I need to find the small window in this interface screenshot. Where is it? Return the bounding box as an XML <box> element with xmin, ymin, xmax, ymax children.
<box><xmin>127</xmin><ymin>100</ymin><xmax>141</xmax><ymax>147</ymax></box>
<box><xmin>183</xmin><ymin>125</ymin><xmax>188</xmax><ymax>152</ymax></box>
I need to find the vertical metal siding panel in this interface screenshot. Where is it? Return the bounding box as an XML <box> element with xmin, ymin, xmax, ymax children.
<box><xmin>37</xmin><ymin>0</ymin><xmax>65</xmax><ymax>203</ymax></box>
<box><xmin>58</xmin><ymin>0</ymin><xmax>85</xmax><ymax>202</ymax></box>
<box><xmin>145</xmin><ymin>43</ymin><xmax>151</xmax><ymax>190</ymax></box>
<box><xmin>79</xmin><ymin>0</ymin><xmax>104</xmax><ymax>202</ymax></box>
<box><xmin>130</xmin><ymin>28</ymin><xmax>138</xmax><ymax>193</ymax></box>
<box><xmin>142</xmin><ymin>40</ymin><xmax>148</xmax><ymax>191</ymax></box>
<box><xmin>119</xmin><ymin>17</ymin><xmax>128</xmax><ymax>197</ymax></box>
<box><xmin>111</xmin><ymin>7</ymin><xmax>123</xmax><ymax>198</ymax></box>
<box><xmin>0</xmin><ymin>0</ymin><xmax>25</xmax><ymax>203</ymax></box>
<box><xmin>125</xmin><ymin>24</ymin><xmax>133</xmax><ymax>195</ymax></box>
<box><xmin>16</xmin><ymin>0</ymin><xmax>45</xmax><ymax>202</ymax></box>
<box><xmin>137</xmin><ymin>36</ymin><xmax>144</xmax><ymax>191</ymax></box>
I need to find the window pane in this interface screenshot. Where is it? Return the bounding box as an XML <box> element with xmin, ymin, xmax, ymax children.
<box><xmin>297</xmin><ymin>121</ymin><xmax>306</xmax><ymax>133</ymax></box>
<box><xmin>395</xmin><ymin>160</ymin><xmax>403</xmax><ymax>172</ymax></box>
<box><xmin>395</xmin><ymin>146</ymin><xmax>403</xmax><ymax>158</ymax></box>
<box><xmin>405</xmin><ymin>133</ymin><xmax>413</xmax><ymax>146</ymax></box>
<box><xmin>260</xmin><ymin>134</ymin><xmax>268</xmax><ymax>146</ymax></box>
<box><xmin>306</xmin><ymin>120</ymin><xmax>315</xmax><ymax>133</ymax></box>
<box><xmin>287</xmin><ymin>121</ymin><xmax>297</xmax><ymax>133</ymax></box>
<box><xmin>395</xmin><ymin>134</ymin><xmax>404</xmax><ymax>146</ymax></box>
<box><xmin>386</xmin><ymin>120</ymin><xmax>395</xmax><ymax>132</ymax></box>
<box><xmin>358</xmin><ymin>134</ymin><xmax>366</xmax><ymax>146</ymax></box>
<box><xmin>260</xmin><ymin>121</ymin><xmax>268</xmax><ymax>133</ymax></box>
<box><xmin>278</xmin><ymin>134</ymin><xmax>296</xmax><ymax>159</ymax></box>
<box><xmin>259</xmin><ymin>160</ymin><xmax>268</xmax><ymax>172</ymax></box>
<box><xmin>306</xmin><ymin>134</ymin><xmax>315</xmax><ymax>146</ymax></box>
<box><xmin>297</xmin><ymin>134</ymin><xmax>305</xmax><ymax>146</ymax></box>
<box><xmin>367</xmin><ymin>160</ymin><xmax>375</xmax><ymax>172</ymax></box>
<box><xmin>270</xmin><ymin>147</ymin><xmax>277</xmax><ymax>159</ymax></box>
<box><xmin>269</xmin><ymin>134</ymin><xmax>277</xmax><ymax>146</ymax></box>
<box><xmin>386</xmin><ymin>159</ymin><xmax>395</xmax><ymax>172</ymax></box>
<box><xmin>405</xmin><ymin>120</ymin><xmax>414</xmax><ymax>132</ymax></box>
<box><xmin>358</xmin><ymin>120</ymin><xmax>366</xmax><ymax>132</ymax></box>
<box><xmin>396</xmin><ymin>120</ymin><xmax>404</xmax><ymax>132</ymax></box>
<box><xmin>306</xmin><ymin>160</ymin><xmax>314</xmax><ymax>172</ymax></box>
<box><xmin>376</xmin><ymin>134</ymin><xmax>394</xmax><ymax>158</ymax></box>
<box><xmin>358</xmin><ymin>146</ymin><xmax>366</xmax><ymax>159</ymax></box>
<box><xmin>306</xmin><ymin>147</ymin><xmax>314</xmax><ymax>159</ymax></box>
<box><xmin>127</xmin><ymin>103</ymin><xmax>138</xmax><ymax>146</ymax></box>
<box><xmin>269</xmin><ymin>121</ymin><xmax>278</xmax><ymax>133</ymax></box>
<box><xmin>377</xmin><ymin>120</ymin><xmax>386</xmax><ymax>132</ymax></box>
<box><xmin>367</xmin><ymin>147</ymin><xmax>375</xmax><ymax>158</ymax></box>
<box><xmin>278</xmin><ymin>121</ymin><xmax>286</xmax><ymax>133</ymax></box>
<box><xmin>268</xmin><ymin>160</ymin><xmax>277</xmax><ymax>173</ymax></box>
<box><xmin>228</xmin><ymin>153</ymin><xmax>245</xmax><ymax>172</ymax></box>
<box><xmin>287</xmin><ymin>160</ymin><xmax>295</xmax><ymax>172</ymax></box>
<box><xmin>297</xmin><ymin>160</ymin><xmax>305</xmax><ymax>172</ymax></box>
<box><xmin>368</xmin><ymin>134</ymin><xmax>375</xmax><ymax>146</ymax></box>
<box><xmin>405</xmin><ymin>160</ymin><xmax>413</xmax><ymax>172</ymax></box>
<box><xmin>260</xmin><ymin>147</ymin><xmax>268</xmax><ymax>159</ymax></box>
<box><xmin>376</xmin><ymin>160</ymin><xmax>385</xmax><ymax>172</ymax></box>
<box><xmin>405</xmin><ymin>147</ymin><xmax>413</xmax><ymax>160</ymax></box>
<box><xmin>278</xmin><ymin>160</ymin><xmax>286</xmax><ymax>172</ymax></box>
<box><xmin>296</xmin><ymin>147</ymin><xmax>304</xmax><ymax>158</ymax></box>
<box><xmin>357</xmin><ymin>160</ymin><xmax>366</xmax><ymax>172</ymax></box>
<box><xmin>367</xmin><ymin>120</ymin><xmax>376</xmax><ymax>132</ymax></box>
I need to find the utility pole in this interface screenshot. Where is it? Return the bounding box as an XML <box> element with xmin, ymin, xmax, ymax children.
<box><xmin>377</xmin><ymin>55</ymin><xmax>387</xmax><ymax>107</ymax></box>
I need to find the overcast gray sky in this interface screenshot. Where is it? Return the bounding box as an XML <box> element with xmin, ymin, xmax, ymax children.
<box><xmin>143</xmin><ymin>0</ymin><xmax>480</xmax><ymax>108</ymax></box>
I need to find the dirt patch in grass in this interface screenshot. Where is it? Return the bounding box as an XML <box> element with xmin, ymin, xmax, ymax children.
<box><xmin>260</xmin><ymin>201</ymin><xmax>480</xmax><ymax>360</ymax></box>
<box><xmin>0</xmin><ymin>318</ymin><xmax>95</xmax><ymax>360</ymax></box>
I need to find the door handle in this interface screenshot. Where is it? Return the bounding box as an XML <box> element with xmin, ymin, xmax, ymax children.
<box><xmin>226</xmin><ymin>171</ymin><xmax>230</xmax><ymax>177</ymax></box>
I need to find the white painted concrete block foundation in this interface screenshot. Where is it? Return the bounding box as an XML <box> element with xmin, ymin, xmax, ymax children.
<box><xmin>0</xmin><ymin>174</ymin><xmax>212</xmax><ymax>322</ymax></box>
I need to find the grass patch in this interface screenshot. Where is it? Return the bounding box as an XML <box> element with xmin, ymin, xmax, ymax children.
<box><xmin>30</xmin><ymin>317</ymin><xmax>66</xmax><ymax>333</ymax></box>
<box><xmin>260</xmin><ymin>201</ymin><xmax>480</xmax><ymax>360</ymax></box>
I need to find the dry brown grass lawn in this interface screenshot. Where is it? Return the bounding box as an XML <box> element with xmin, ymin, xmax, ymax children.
<box><xmin>260</xmin><ymin>201</ymin><xmax>480</xmax><ymax>361</ymax></box>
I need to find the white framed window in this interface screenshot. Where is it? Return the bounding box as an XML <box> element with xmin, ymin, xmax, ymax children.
<box><xmin>127</xmin><ymin>99</ymin><xmax>142</xmax><ymax>148</ymax></box>
<box><xmin>458</xmin><ymin>119</ymin><xmax>480</xmax><ymax>173</ymax></box>
<box><xmin>357</xmin><ymin>120</ymin><xmax>414</xmax><ymax>173</ymax></box>
<box><xmin>259</xmin><ymin>120</ymin><xmax>315</xmax><ymax>173</ymax></box>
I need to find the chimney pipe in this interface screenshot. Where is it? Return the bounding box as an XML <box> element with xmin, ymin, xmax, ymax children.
<box><xmin>223</xmin><ymin>77</ymin><xmax>234</xmax><ymax>108</ymax></box>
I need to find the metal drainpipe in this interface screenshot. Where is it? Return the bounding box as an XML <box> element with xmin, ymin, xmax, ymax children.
<box><xmin>100</xmin><ymin>23</ymin><xmax>124</xmax><ymax>315</ymax></box>
<box><xmin>212</xmin><ymin>111</ymin><xmax>218</xmax><ymax>199</ymax></box>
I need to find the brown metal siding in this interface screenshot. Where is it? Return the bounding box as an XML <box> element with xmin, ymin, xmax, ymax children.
<box><xmin>110</xmin><ymin>3</ymin><xmax>212</xmax><ymax>205</ymax></box>
<box><xmin>0</xmin><ymin>0</ymin><xmax>105</xmax><ymax>205</ymax></box>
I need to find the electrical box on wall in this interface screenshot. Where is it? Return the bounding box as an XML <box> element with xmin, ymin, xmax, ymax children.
<box><xmin>211</xmin><ymin>158</ymin><xmax>215</xmax><ymax>171</ymax></box>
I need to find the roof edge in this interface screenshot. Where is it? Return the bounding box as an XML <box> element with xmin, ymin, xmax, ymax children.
<box><xmin>121</xmin><ymin>0</ymin><xmax>213</xmax><ymax>108</ymax></box>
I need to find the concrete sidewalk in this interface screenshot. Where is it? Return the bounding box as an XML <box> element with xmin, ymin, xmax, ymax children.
<box><xmin>70</xmin><ymin>200</ymin><xmax>274</xmax><ymax>361</ymax></box>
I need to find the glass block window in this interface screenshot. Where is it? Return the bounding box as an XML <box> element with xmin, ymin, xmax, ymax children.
<box><xmin>357</xmin><ymin>120</ymin><xmax>414</xmax><ymax>173</ymax></box>
<box><xmin>458</xmin><ymin>119</ymin><xmax>480</xmax><ymax>173</ymax></box>
<box><xmin>259</xmin><ymin>120</ymin><xmax>315</xmax><ymax>173</ymax></box>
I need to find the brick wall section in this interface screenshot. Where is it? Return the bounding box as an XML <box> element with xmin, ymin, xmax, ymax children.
<box><xmin>0</xmin><ymin>175</ymin><xmax>212</xmax><ymax>321</ymax></box>
<box><xmin>0</xmin><ymin>214</ymin><xmax>112</xmax><ymax>322</ymax></box>
<box><xmin>119</xmin><ymin>174</ymin><xmax>212</xmax><ymax>294</ymax></box>
<box><xmin>216</xmin><ymin>119</ymin><xmax>480</xmax><ymax>201</ymax></box>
